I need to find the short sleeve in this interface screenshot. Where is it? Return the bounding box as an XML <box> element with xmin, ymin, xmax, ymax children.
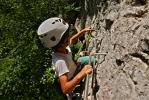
<box><xmin>55</xmin><ymin>60</ymin><xmax>69</xmax><ymax>77</ymax></box>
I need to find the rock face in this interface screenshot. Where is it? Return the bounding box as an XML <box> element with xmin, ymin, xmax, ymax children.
<box><xmin>78</xmin><ymin>0</ymin><xmax>149</xmax><ymax>100</ymax></box>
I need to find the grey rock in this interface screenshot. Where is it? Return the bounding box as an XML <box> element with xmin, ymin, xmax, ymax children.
<box><xmin>76</xmin><ymin>0</ymin><xmax>149</xmax><ymax>100</ymax></box>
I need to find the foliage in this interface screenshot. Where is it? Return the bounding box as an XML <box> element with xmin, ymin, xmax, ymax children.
<box><xmin>0</xmin><ymin>0</ymin><xmax>80</xmax><ymax>100</ymax></box>
<box><xmin>70</xmin><ymin>42</ymin><xmax>84</xmax><ymax>61</ymax></box>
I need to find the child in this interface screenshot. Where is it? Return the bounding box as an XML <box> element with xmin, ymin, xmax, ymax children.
<box><xmin>37</xmin><ymin>17</ymin><xmax>94</xmax><ymax>99</ymax></box>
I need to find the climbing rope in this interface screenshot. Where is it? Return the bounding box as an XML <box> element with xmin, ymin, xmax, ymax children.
<box><xmin>83</xmin><ymin>30</ymin><xmax>107</xmax><ymax>100</ymax></box>
<box><xmin>84</xmin><ymin>30</ymin><xmax>95</xmax><ymax>100</ymax></box>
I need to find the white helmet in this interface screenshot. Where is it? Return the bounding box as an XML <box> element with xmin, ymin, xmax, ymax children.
<box><xmin>37</xmin><ymin>17</ymin><xmax>69</xmax><ymax>48</ymax></box>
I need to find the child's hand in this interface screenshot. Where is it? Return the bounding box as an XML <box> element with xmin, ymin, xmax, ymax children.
<box><xmin>69</xmin><ymin>27</ymin><xmax>94</xmax><ymax>44</ymax></box>
<box><xmin>81</xmin><ymin>65</ymin><xmax>93</xmax><ymax>75</ymax></box>
<box><xmin>82</xmin><ymin>27</ymin><xmax>95</xmax><ymax>32</ymax></box>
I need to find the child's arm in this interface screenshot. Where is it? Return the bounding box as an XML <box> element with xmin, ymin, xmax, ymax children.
<box><xmin>59</xmin><ymin>65</ymin><xmax>93</xmax><ymax>94</ymax></box>
<box><xmin>70</xmin><ymin>27</ymin><xmax>94</xmax><ymax>44</ymax></box>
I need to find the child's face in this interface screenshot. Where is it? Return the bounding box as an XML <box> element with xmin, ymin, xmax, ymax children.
<box><xmin>62</xmin><ymin>37</ymin><xmax>70</xmax><ymax>46</ymax></box>
<box><xmin>58</xmin><ymin>29</ymin><xmax>72</xmax><ymax>48</ymax></box>
<box><xmin>61</xmin><ymin>30</ymin><xmax>72</xmax><ymax>46</ymax></box>
<box><xmin>58</xmin><ymin>37</ymin><xmax>70</xmax><ymax>48</ymax></box>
